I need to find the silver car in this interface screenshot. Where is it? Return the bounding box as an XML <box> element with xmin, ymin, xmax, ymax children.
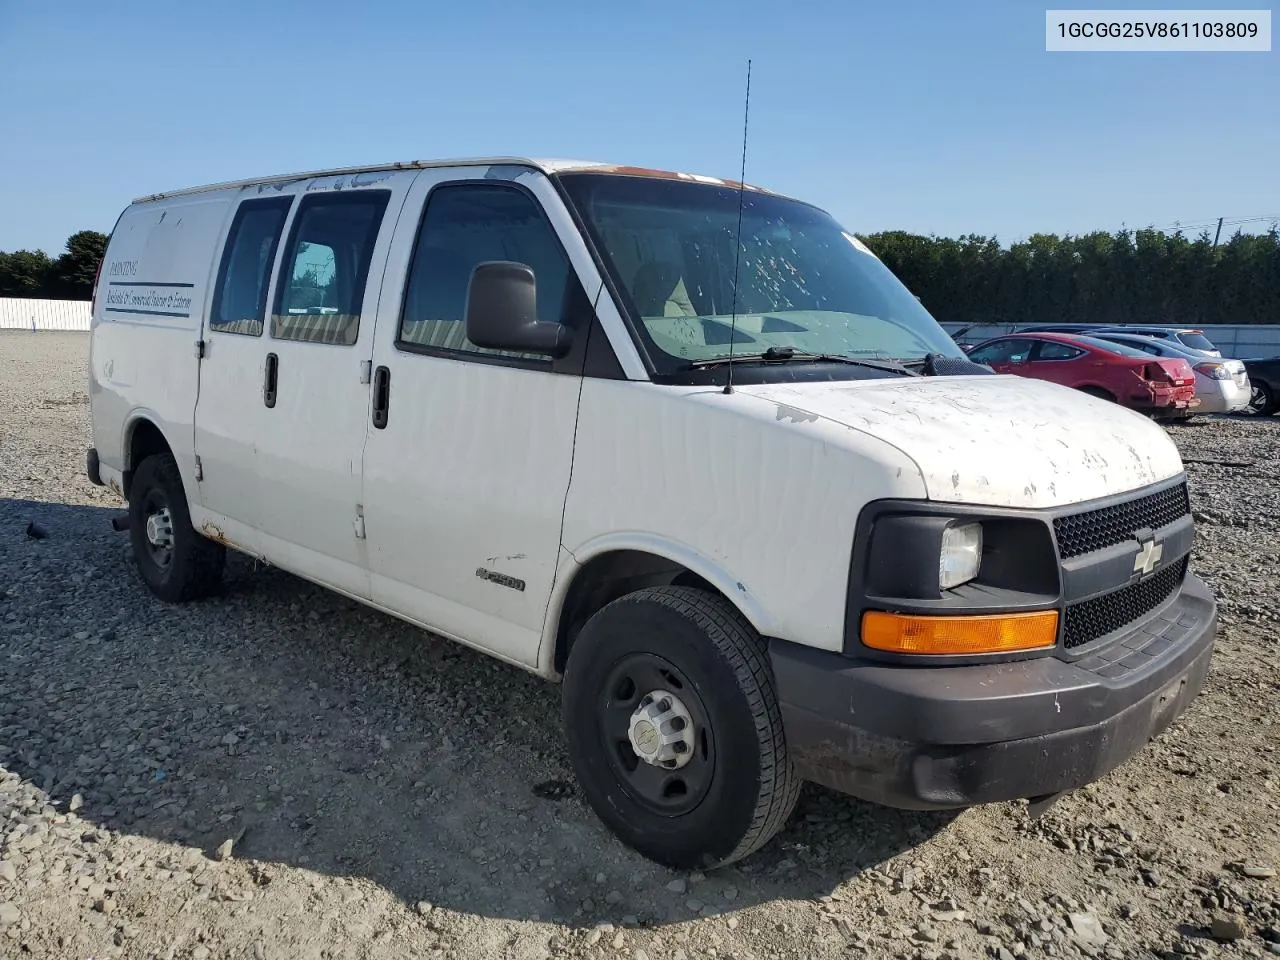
<box><xmin>1089</xmin><ymin>333</ymin><xmax>1250</xmax><ymax>413</ymax></box>
<box><xmin>1087</xmin><ymin>326</ymin><xmax>1222</xmax><ymax>358</ymax></box>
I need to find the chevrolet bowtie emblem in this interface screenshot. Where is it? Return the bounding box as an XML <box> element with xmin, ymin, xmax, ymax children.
<box><xmin>1133</xmin><ymin>539</ymin><xmax>1163</xmax><ymax>576</ymax></box>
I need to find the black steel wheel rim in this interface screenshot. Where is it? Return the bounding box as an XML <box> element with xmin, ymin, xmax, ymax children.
<box><xmin>142</xmin><ymin>488</ymin><xmax>173</xmax><ymax>570</ymax></box>
<box><xmin>598</xmin><ymin>652</ymin><xmax>715</xmax><ymax>816</ymax></box>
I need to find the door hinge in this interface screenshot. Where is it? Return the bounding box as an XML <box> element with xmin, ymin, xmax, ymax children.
<box><xmin>359</xmin><ymin>360</ymin><xmax>372</xmax><ymax>384</ymax></box>
<box><xmin>353</xmin><ymin>505</ymin><xmax>366</xmax><ymax>540</ymax></box>
<box><xmin>194</xmin><ymin>456</ymin><xmax>204</xmax><ymax>482</ymax></box>
<box><xmin>194</xmin><ymin>339</ymin><xmax>207</xmax><ymax>359</ymax></box>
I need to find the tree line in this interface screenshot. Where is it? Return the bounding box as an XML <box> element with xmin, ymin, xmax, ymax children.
<box><xmin>0</xmin><ymin>231</ymin><xmax>109</xmax><ymax>301</ymax></box>
<box><xmin>861</xmin><ymin>226</ymin><xmax>1280</xmax><ymax>327</ymax></box>
<box><xmin>4</xmin><ymin>224</ymin><xmax>1279</xmax><ymax>326</ymax></box>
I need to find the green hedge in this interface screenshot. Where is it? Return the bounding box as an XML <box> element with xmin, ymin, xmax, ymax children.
<box><xmin>861</xmin><ymin>227</ymin><xmax>1280</xmax><ymax>327</ymax></box>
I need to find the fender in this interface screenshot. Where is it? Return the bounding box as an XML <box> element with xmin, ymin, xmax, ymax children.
<box><xmin>119</xmin><ymin>410</ymin><xmax>197</xmax><ymax>498</ymax></box>
<box><xmin>538</xmin><ymin>531</ymin><xmax>778</xmax><ymax>678</ymax></box>
<box><xmin>120</xmin><ymin>409</ymin><xmax>166</xmax><ymax>468</ymax></box>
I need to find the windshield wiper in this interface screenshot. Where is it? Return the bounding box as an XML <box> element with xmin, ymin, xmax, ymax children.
<box><xmin>688</xmin><ymin>345</ymin><xmax>919</xmax><ymax>376</ymax></box>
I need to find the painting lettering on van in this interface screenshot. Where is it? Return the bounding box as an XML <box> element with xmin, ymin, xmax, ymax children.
<box><xmin>104</xmin><ymin>282</ymin><xmax>195</xmax><ymax>318</ymax></box>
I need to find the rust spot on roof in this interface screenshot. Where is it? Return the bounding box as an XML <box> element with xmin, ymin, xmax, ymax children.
<box><xmin>582</xmin><ymin>165</ymin><xmax>768</xmax><ymax>193</ymax></box>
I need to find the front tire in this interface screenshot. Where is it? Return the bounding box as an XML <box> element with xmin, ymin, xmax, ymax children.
<box><xmin>1250</xmin><ymin>381</ymin><xmax>1276</xmax><ymax>416</ymax></box>
<box><xmin>562</xmin><ymin>586</ymin><xmax>800</xmax><ymax>869</ymax></box>
<box><xmin>128</xmin><ymin>453</ymin><xmax>225</xmax><ymax>603</ymax></box>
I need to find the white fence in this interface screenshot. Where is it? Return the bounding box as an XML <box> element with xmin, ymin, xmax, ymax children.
<box><xmin>4</xmin><ymin>296</ymin><xmax>1279</xmax><ymax>358</ymax></box>
<box><xmin>0</xmin><ymin>298</ymin><xmax>92</xmax><ymax>331</ymax></box>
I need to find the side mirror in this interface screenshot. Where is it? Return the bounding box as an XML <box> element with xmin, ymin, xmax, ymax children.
<box><xmin>465</xmin><ymin>261</ymin><xmax>572</xmax><ymax>359</ymax></box>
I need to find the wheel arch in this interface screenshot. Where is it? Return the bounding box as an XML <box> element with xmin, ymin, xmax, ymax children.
<box><xmin>121</xmin><ymin>413</ymin><xmax>176</xmax><ymax>497</ymax></box>
<box><xmin>1076</xmin><ymin>383</ymin><xmax>1116</xmax><ymax>401</ymax></box>
<box><xmin>542</xmin><ymin>535</ymin><xmax>776</xmax><ymax>679</ymax></box>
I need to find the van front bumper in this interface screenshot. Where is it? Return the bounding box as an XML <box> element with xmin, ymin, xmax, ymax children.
<box><xmin>770</xmin><ymin>573</ymin><xmax>1217</xmax><ymax>810</ymax></box>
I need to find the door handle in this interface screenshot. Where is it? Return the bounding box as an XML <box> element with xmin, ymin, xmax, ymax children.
<box><xmin>372</xmin><ymin>365</ymin><xmax>390</xmax><ymax>429</ymax></box>
<box><xmin>264</xmin><ymin>353</ymin><xmax>278</xmax><ymax>408</ymax></box>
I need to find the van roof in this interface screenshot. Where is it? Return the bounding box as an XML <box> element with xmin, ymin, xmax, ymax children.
<box><xmin>132</xmin><ymin>158</ymin><xmax>775</xmax><ymax>204</ymax></box>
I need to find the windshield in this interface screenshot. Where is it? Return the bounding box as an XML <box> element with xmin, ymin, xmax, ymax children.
<box><xmin>556</xmin><ymin>173</ymin><xmax>965</xmax><ymax>375</ymax></box>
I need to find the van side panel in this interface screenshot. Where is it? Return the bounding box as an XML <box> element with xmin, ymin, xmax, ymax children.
<box><xmin>90</xmin><ymin>195</ymin><xmax>235</xmax><ymax>496</ymax></box>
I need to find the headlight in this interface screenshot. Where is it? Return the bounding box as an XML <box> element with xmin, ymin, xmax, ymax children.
<box><xmin>939</xmin><ymin>522</ymin><xmax>983</xmax><ymax>590</ymax></box>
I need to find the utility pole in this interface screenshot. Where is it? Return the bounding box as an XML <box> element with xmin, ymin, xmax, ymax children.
<box><xmin>1212</xmin><ymin>217</ymin><xmax>1224</xmax><ymax>248</ymax></box>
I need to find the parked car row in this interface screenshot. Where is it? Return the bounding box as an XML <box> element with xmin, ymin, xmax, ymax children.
<box><xmin>1021</xmin><ymin>324</ymin><xmax>1222</xmax><ymax>357</ymax></box>
<box><xmin>966</xmin><ymin>333</ymin><xmax>1201</xmax><ymax>419</ymax></box>
<box><xmin>961</xmin><ymin>324</ymin><xmax>1269</xmax><ymax>418</ymax></box>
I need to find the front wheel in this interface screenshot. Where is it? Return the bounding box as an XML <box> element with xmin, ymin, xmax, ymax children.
<box><xmin>562</xmin><ymin>586</ymin><xmax>800</xmax><ymax>869</ymax></box>
<box><xmin>1250</xmin><ymin>381</ymin><xmax>1277</xmax><ymax>416</ymax></box>
<box><xmin>128</xmin><ymin>453</ymin><xmax>225</xmax><ymax>602</ymax></box>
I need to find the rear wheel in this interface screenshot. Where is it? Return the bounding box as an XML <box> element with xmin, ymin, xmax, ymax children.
<box><xmin>1249</xmin><ymin>380</ymin><xmax>1277</xmax><ymax>416</ymax></box>
<box><xmin>128</xmin><ymin>453</ymin><xmax>225</xmax><ymax>602</ymax></box>
<box><xmin>562</xmin><ymin>585</ymin><xmax>800</xmax><ymax>869</ymax></box>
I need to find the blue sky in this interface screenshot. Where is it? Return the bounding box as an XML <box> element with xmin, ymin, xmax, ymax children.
<box><xmin>1</xmin><ymin>0</ymin><xmax>1275</xmax><ymax>255</ymax></box>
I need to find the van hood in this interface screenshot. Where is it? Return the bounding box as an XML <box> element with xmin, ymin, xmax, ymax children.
<box><xmin>739</xmin><ymin>375</ymin><xmax>1184</xmax><ymax>509</ymax></box>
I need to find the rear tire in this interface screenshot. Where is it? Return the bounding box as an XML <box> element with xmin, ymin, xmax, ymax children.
<box><xmin>128</xmin><ymin>453</ymin><xmax>225</xmax><ymax>603</ymax></box>
<box><xmin>562</xmin><ymin>585</ymin><xmax>800</xmax><ymax>869</ymax></box>
<box><xmin>1078</xmin><ymin>386</ymin><xmax>1115</xmax><ymax>402</ymax></box>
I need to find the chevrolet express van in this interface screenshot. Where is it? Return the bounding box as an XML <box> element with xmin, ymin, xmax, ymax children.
<box><xmin>87</xmin><ymin>158</ymin><xmax>1218</xmax><ymax>869</ymax></box>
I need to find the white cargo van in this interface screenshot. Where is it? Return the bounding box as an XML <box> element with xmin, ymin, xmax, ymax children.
<box><xmin>87</xmin><ymin>158</ymin><xmax>1217</xmax><ymax>869</ymax></box>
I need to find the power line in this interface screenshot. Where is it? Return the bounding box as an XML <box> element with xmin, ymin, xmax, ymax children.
<box><xmin>1146</xmin><ymin>213</ymin><xmax>1280</xmax><ymax>234</ymax></box>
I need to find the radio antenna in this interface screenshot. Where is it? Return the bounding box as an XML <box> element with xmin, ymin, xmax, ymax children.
<box><xmin>723</xmin><ymin>58</ymin><xmax>752</xmax><ymax>396</ymax></box>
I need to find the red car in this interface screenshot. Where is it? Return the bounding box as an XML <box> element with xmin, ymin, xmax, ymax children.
<box><xmin>967</xmin><ymin>332</ymin><xmax>1199</xmax><ymax>417</ymax></box>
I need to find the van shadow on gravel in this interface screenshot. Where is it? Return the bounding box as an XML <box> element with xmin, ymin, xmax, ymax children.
<box><xmin>0</xmin><ymin>496</ymin><xmax>956</xmax><ymax>927</ymax></box>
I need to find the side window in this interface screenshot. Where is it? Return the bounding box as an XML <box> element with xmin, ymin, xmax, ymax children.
<box><xmin>1035</xmin><ymin>341</ymin><xmax>1085</xmax><ymax>361</ymax></box>
<box><xmin>969</xmin><ymin>340</ymin><xmax>1015</xmax><ymax>364</ymax></box>
<box><xmin>271</xmin><ymin>191</ymin><xmax>390</xmax><ymax>345</ymax></box>
<box><xmin>209</xmin><ymin>197</ymin><xmax>292</xmax><ymax>336</ymax></box>
<box><xmin>1005</xmin><ymin>339</ymin><xmax>1034</xmax><ymax>363</ymax></box>
<box><xmin>399</xmin><ymin>183</ymin><xmax>573</xmax><ymax>360</ymax></box>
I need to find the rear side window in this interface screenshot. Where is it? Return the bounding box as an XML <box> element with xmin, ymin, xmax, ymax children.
<box><xmin>398</xmin><ymin>183</ymin><xmax>573</xmax><ymax>361</ymax></box>
<box><xmin>209</xmin><ymin>197</ymin><xmax>293</xmax><ymax>336</ymax></box>
<box><xmin>271</xmin><ymin>191</ymin><xmax>391</xmax><ymax>345</ymax></box>
<box><xmin>1177</xmin><ymin>332</ymin><xmax>1216</xmax><ymax>352</ymax></box>
<box><xmin>1111</xmin><ymin>338</ymin><xmax>1161</xmax><ymax>356</ymax></box>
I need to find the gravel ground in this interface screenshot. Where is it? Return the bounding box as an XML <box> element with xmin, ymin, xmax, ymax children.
<box><xmin>1</xmin><ymin>330</ymin><xmax>1277</xmax><ymax>960</ymax></box>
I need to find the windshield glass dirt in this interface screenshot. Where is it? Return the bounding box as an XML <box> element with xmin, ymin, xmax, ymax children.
<box><xmin>557</xmin><ymin>173</ymin><xmax>965</xmax><ymax>374</ymax></box>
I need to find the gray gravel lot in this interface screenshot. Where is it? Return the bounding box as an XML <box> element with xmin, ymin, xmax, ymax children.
<box><xmin>1</xmin><ymin>330</ymin><xmax>1278</xmax><ymax>960</ymax></box>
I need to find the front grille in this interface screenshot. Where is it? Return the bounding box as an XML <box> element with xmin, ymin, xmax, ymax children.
<box><xmin>1062</xmin><ymin>556</ymin><xmax>1189</xmax><ymax>649</ymax></box>
<box><xmin>1054</xmin><ymin>482</ymin><xmax>1191</xmax><ymax>559</ymax></box>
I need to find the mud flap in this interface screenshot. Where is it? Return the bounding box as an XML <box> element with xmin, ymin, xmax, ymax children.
<box><xmin>1026</xmin><ymin>791</ymin><xmax>1066</xmax><ymax>819</ymax></box>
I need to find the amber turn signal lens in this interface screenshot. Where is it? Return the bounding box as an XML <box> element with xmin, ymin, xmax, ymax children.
<box><xmin>861</xmin><ymin>610</ymin><xmax>1059</xmax><ymax>655</ymax></box>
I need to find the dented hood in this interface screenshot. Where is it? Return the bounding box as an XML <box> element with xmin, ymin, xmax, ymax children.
<box><xmin>739</xmin><ymin>375</ymin><xmax>1185</xmax><ymax>509</ymax></box>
